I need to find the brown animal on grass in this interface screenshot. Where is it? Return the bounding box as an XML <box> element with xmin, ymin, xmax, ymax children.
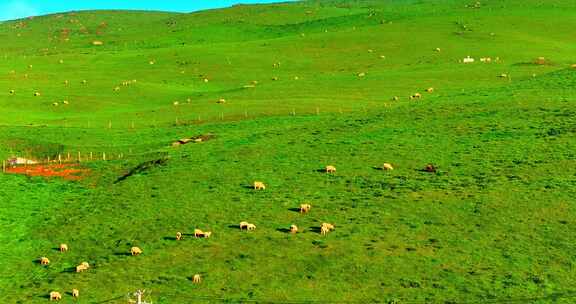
<box><xmin>49</xmin><ymin>291</ymin><xmax>62</xmax><ymax>301</ymax></box>
<box><xmin>425</xmin><ymin>164</ymin><xmax>437</xmax><ymax>172</ymax></box>
<box><xmin>325</xmin><ymin>165</ymin><xmax>336</xmax><ymax>173</ymax></box>
<box><xmin>321</xmin><ymin>225</ymin><xmax>330</xmax><ymax>236</ymax></box>
<box><xmin>192</xmin><ymin>274</ymin><xmax>201</xmax><ymax>283</ymax></box>
<box><xmin>290</xmin><ymin>224</ymin><xmax>298</xmax><ymax>234</ymax></box>
<box><xmin>410</xmin><ymin>93</ymin><xmax>422</xmax><ymax>99</ymax></box>
<box><xmin>253</xmin><ymin>181</ymin><xmax>266</xmax><ymax>190</ymax></box>
<box><xmin>40</xmin><ymin>257</ymin><xmax>50</xmax><ymax>265</ymax></box>
<box><xmin>194</xmin><ymin>229</ymin><xmax>204</xmax><ymax>238</ymax></box>
<box><xmin>299</xmin><ymin>204</ymin><xmax>312</xmax><ymax>214</ymax></box>
<box><xmin>130</xmin><ymin>246</ymin><xmax>142</xmax><ymax>256</ymax></box>
<box><xmin>59</xmin><ymin>244</ymin><xmax>68</xmax><ymax>252</ymax></box>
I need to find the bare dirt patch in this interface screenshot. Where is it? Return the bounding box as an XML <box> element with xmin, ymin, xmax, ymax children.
<box><xmin>5</xmin><ymin>164</ymin><xmax>89</xmax><ymax>181</ymax></box>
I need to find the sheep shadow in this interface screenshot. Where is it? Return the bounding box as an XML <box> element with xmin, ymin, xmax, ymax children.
<box><xmin>37</xmin><ymin>295</ymin><xmax>51</xmax><ymax>300</ymax></box>
<box><xmin>113</xmin><ymin>252</ymin><xmax>132</xmax><ymax>256</ymax></box>
<box><xmin>227</xmin><ymin>224</ymin><xmax>242</xmax><ymax>230</ymax></box>
<box><xmin>276</xmin><ymin>228</ymin><xmax>291</xmax><ymax>233</ymax></box>
<box><xmin>61</xmin><ymin>267</ymin><xmax>77</xmax><ymax>273</ymax></box>
<box><xmin>163</xmin><ymin>236</ymin><xmax>177</xmax><ymax>241</ymax></box>
<box><xmin>51</xmin><ymin>247</ymin><xmax>61</xmax><ymax>252</ymax></box>
<box><xmin>314</xmin><ymin>169</ymin><xmax>329</xmax><ymax>173</ymax></box>
<box><xmin>309</xmin><ymin>226</ymin><xmax>323</xmax><ymax>234</ymax></box>
<box><xmin>287</xmin><ymin>207</ymin><xmax>301</xmax><ymax>213</ymax></box>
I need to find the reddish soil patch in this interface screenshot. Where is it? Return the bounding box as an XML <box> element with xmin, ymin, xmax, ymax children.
<box><xmin>5</xmin><ymin>164</ymin><xmax>89</xmax><ymax>181</ymax></box>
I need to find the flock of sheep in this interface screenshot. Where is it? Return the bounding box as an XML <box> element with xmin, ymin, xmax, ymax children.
<box><xmin>41</xmin><ymin>163</ymin><xmax>429</xmax><ymax>301</ymax></box>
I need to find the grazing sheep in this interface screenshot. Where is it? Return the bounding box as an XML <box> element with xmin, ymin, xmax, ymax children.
<box><xmin>246</xmin><ymin>224</ymin><xmax>256</xmax><ymax>231</ymax></box>
<box><xmin>357</xmin><ymin>72</ymin><xmax>366</xmax><ymax>77</ymax></box>
<box><xmin>9</xmin><ymin>89</ymin><xmax>15</xmax><ymax>94</ymax></box>
<box><xmin>217</xmin><ymin>98</ymin><xmax>226</xmax><ymax>104</ymax></box>
<box><xmin>321</xmin><ymin>225</ymin><xmax>330</xmax><ymax>236</ymax></box>
<box><xmin>203</xmin><ymin>231</ymin><xmax>212</xmax><ymax>238</ymax></box>
<box><xmin>325</xmin><ymin>165</ymin><xmax>336</xmax><ymax>173</ymax></box>
<box><xmin>498</xmin><ymin>73</ymin><xmax>509</xmax><ymax>78</ymax></box>
<box><xmin>149</xmin><ymin>60</ymin><xmax>155</xmax><ymax>65</ymax></box>
<box><xmin>425</xmin><ymin>87</ymin><xmax>434</xmax><ymax>93</ymax></box>
<box><xmin>52</xmin><ymin>102</ymin><xmax>59</xmax><ymax>107</ymax></box>
<box><xmin>203</xmin><ymin>78</ymin><xmax>209</xmax><ymax>83</ymax></box>
<box><xmin>462</xmin><ymin>56</ymin><xmax>475</xmax><ymax>63</ymax></box>
<box><xmin>92</xmin><ymin>40</ymin><xmax>103</xmax><ymax>46</ymax></box>
<box><xmin>272</xmin><ymin>76</ymin><xmax>279</xmax><ymax>81</ymax></box>
<box><xmin>34</xmin><ymin>92</ymin><xmax>41</xmax><ymax>97</ymax></box>
<box><xmin>173</xmin><ymin>101</ymin><xmax>179</xmax><ymax>106</ymax></box>
<box><xmin>176</xmin><ymin>232</ymin><xmax>182</xmax><ymax>240</ymax></box>
<box><xmin>571</xmin><ymin>64</ymin><xmax>576</xmax><ymax>69</ymax></box>
<box><xmin>81</xmin><ymin>80</ymin><xmax>87</xmax><ymax>84</ymax></box>
<box><xmin>49</xmin><ymin>291</ymin><xmax>62</xmax><ymax>301</ymax></box>
<box><xmin>192</xmin><ymin>274</ymin><xmax>201</xmax><ymax>283</ymax></box>
<box><xmin>59</xmin><ymin>244</ymin><xmax>68</xmax><ymax>252</ymax></box>
<box><xmin>425</xmin><ymin>164</ymin><xmax>437</xmax><ymax>172</ymax></box>
<box><xmin>63</xmin><ymin>80</ymin><xmax>69</xmax><ymax>85</ymax></box>
<box><xmin>80</xmin><ymin>262</ymin><xmax>90</xmax><ymax>269</ymax></box>
<box><xmin>535</xmin><ymin>57</ymin><xmax>547</xmax><ymax>65</ymax></box>
<box><xmin>435</xmin><ymin>47</ymin><xmax>441</xmax><ymax>52</ymax></box>
<box><xmin>194</xmin><ymin>229</ymin><xmax>204</xmax><ymax>238</ymax></box>
<box><xmin>72</xmin><ymin>289</ymin><xmax>79</xmax><ymax>298</ymax></box>
<box><xmin>40</xmin><ymin>257</ymin><xmax>50</xmax><ymax>265</ymax></box>
<box><xmin>251</xmin><ymin>80</ymin><xmax>259</xmax><ymax>85</ymax></box>
<box><xmin>290</xmin><ymin>224</ymin><xmax>298</xmax><ymax>234</ymax></box>
<box><xmin>380</xmin><ymin>55</ymin><xmax>386</xmax><ymax>59</ymax></box>
<box><xmin>410</xmin><ymin>93</ymin><xmax>422</xmax><ymax>99</ymax></box>
<box><xmin>130</xmin><ymin>246</ymin><xmax>142</xmax><ymax>256</ymax></box>
<box><xmin>253</xmin><ymin>181</ymin><xmax>266</xmax><ymax>190</ymax></box>
<box><xmin>392</xmin><ymin>96</ymin><xmax>399</xmax><ymax>101</ymax></box>
<box><xmin>62</xmin><ymin>100</ymin><xmax>69</xmax><ymax>105</ymax></box>
<box><xmin>240</xmin><ymin>221</ymin><xmax>250</xmax><ymax>230</ymax></box>
<box><xmin>299</xmin><ymin>204</ymin><xmax>312</xmax><ymax>214</ymax></box>
<box><xmin>113</xmin><ymin>86</ymin><xmax>120</xmax><ymax>91</ymax></box>
<box><xmin>382</xmin><ymin>163</ymin><xmax>394</xmax><ymax>170</ymax></box>
<box><xmin>322</xmin><ymin>223</ymin><xmax>335</xmax><ymax>231</ymax></box>
<box><xmin>28</xmin><ymin>64</ymin><xmax>33</xmax><ymax>69</ymax></box>
<box><xmin>76</xmin><ymin>264</ymin><xmax>87</xmax><ymax>273</ymax></box>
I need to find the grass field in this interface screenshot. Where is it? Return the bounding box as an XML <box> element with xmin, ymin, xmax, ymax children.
<box><xmin>0</xmin><ymin>0</ymin><xmax>575</xmax><ymax>303</ymax></box>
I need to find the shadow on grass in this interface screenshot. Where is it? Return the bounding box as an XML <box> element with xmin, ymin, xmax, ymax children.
<box><xmin>287</xmin><ymin>207</ymin><xmax>301</xmax><ymax>213</ymax></box>
<box><xmin>163</xmin><ymin>236</ymin><xmax>177</xmax><ymax>241</ymax></box>
<box><xmin>276</xmin><ymin>228</ymin><xmax>291</xmax><ymax>233</ymax></box>
<box><xmin>227</xmin><ymin>224</ymin><xmax>241</xmax><ymax>229</ymax></box>
<box><xmin>309</xmin><ymin>226</ymin><xmax>323</xmax><ymax>233</ymax></box>
<box><xmin>114</xmin><ymin>252</ymin><xmax>132</xmax><ymax>256</ymax></box>
<box><xmin>60</xmin><ymin>267</ymin><xmax>77</xmax><ymax>273</ymax></box>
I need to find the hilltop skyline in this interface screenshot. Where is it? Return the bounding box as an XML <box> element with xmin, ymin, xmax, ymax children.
<box><xmin>0</xmin><ymin>0</ymin><xmax>295</xmax><ymax>21</ymax></box>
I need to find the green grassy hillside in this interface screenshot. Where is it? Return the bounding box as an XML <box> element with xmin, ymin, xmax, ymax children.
<box><xmin>0</xmin><ymin>0</ymin><xmax>575</xmax><ymax>303</ymax></box>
